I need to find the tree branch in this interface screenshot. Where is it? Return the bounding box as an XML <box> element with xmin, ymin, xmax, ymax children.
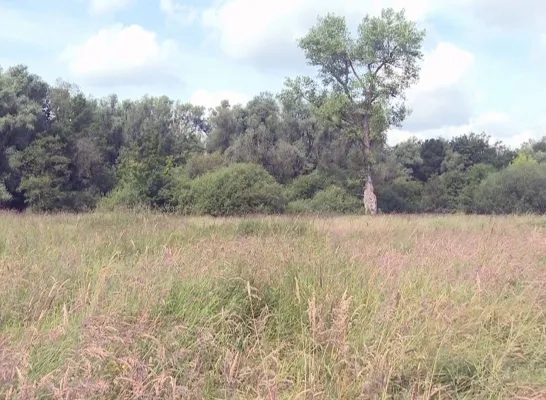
<box><xmin>333</xmin><ymin>75</ymin><xmax>353</xmax><ymax>102</ymax></box>
<box><xmin>299</xmin><ymin>90</ymin><xmax>312</xmax><ymax>105</ymax></box>
<box><xmin>372</xmin><ymin>45</ymin><xmax>398</xmax><ymax>77</ymax></box>
<box><xmin>348</xmin><ymin>59</ymin><xmax>363</xmax><ymax>84</ymax></box>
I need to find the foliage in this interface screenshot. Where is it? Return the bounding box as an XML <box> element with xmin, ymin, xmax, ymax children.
<box><xmin>376</xmin><ymin>177</ymin><xmax>423</xmax><ymax>213</ymax></box>
<box><xmin>190</xmin><ymin>163</ymin><xmax>286</xmax><ymax>216</ymax></box>
<box><xmin>472</xmin><ymin>163</ymin><xmax>546</xmax><ymax>214</ymax></box>
<box><xmin>185</xmin><ymin>152</ymin><xmax>227</xmax><ymax>179</ymax></box>
<box><xmin>297</xmin><ymin>9</ymin><xmax>426</xmax><ymax>129</ymax></box>
<box><xmin>420</xmin><ymin>138</ymin><xmax>447</xmax><ymax>180</ymax></box>
<box><xmin>17</xmin><ymin>135</ymin><xmax>74</xmax><ymax>211</ymax></box>
<box><xmin>97</xmin><ymin>182</ymin><xmax>145</xmax><ymax>211</ymax></box>
<box><xmin>287</xmin><ymin>185</ymin><xmax>362</xmax><ymax>214</ymax></box>
<box><xmin>284</xmin><ymin>171</ymin><xmax>333</xmax><ymax>201</ymax></box>
<box><xmin>511</xmin><ymin>152</ymin><xmax>538</xmax><ymax>166</ymax></box>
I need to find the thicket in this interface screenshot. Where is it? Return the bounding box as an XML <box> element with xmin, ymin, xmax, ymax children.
<box><xmin>2</xmin><ymin>64</ymin><xmax>546</xmax><ymax>215</ymax></box>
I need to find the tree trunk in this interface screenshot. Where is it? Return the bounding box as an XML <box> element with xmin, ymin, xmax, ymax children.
<box><xmin>362</xmin><ymin>115</ymin><xmax>377</xmax><ymax>215</ymax></box>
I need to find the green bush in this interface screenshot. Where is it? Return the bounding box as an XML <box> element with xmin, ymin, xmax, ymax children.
<box><xmin>376</xmin><ymin>178</ymin><xmax>424</xmax><ymax>213</ymax></box>
<box><xmin>419</xmin><ymin>163</ymin><xmax>496</xmax><ymax>213</ymax></box>
<box><xmin>420</xmin><ymin>175</ymin><xmax>449</xmax><ymax>213</ymax></box>
<box><xmin>97</xmin><ymin>183</ymin><xmax>145</xmax><ymax>211</ymax></box>
<box><xmin>185</xmin><ymin>152</ymin><xmax>227</xmax><ymax>179</ymax></box>
<box><xmin>97</xmin><ymin>170</ymin><xmax>174</xmax><ymax>211</ymax></box>
<box><xmin>457</xmin><ymin>163</ymin><xmax>496</xmax><ymax>212</ymax></box>
<box><xmin>99</xmin><ymin>155</ymin><xmax>178</xmax><ymax>211</ymax></box>
<box><xmin>472</xmin><ymin>162</ymin><xmax>546</xmax><ymax>214</ymax></box>
<box><xmin>191</xmin><ymin>163</ymin><xmax>286</xmax><ymax>216</ymax></box>
<box><xmin>168</xmin><ymin>168</ymin><xmax>195</xmax><ymax>214</ymax></box>
<box><xmin>287</xmin><ymin>185</ymin><xmax>362</xmax><ymax>214</ymax></box>
<box><xmin>285</xmin><ymin>172</ymin><xmax>332</xmax><ymax>201</ymax></box>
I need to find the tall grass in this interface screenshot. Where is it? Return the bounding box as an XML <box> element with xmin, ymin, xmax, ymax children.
<box><xmin>1</xmin><ymin>212</ymin><xmax>545</xmax><ymax>398</ymax></box>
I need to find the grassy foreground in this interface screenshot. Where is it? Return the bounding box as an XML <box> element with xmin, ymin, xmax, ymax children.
<box><xmin>1</xmin><ymin>213</ymin><xmax>546</xmax><ymax>399</ymax></box>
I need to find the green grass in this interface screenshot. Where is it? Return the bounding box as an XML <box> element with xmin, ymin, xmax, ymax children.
<box><xmin>1</xmin><ymin>211</ymin><xmax>546</xmax><ymax>399</ymax></box>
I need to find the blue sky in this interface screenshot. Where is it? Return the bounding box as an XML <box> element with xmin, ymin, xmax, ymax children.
<box><xmin>1</xmin><ymin>0</ymin><xmax>545</xmax><ymax>148</ymax></box>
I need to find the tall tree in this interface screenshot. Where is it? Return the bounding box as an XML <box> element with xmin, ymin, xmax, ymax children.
<box><xmin>277</xmin><ymin>85</ymin><xmax>321</xmax><ymax>173</ymax></box>
<box><xmin>420</xmin><ymin>138</ymin><xmax>447</xmax><ymax>180</ymax></box>
<box><xmin>224</xmin><ymin>92</ymin><xmax>304</xmax><ymax>183</ymax></box>
<box><xmin>0</xmin><ymin>65</ymin><xmax>50</xmax><ymax>208</ymax></box>
<box><xmin>393</xmin><ymin>137</ymin><xmax>424</xmax><ymax>180</ymax></box>
<box><xmin>206</xmin><ymin>100</ymin><xmax>247</xmax><ymax>153</ymax></box>
<box><xmin>296</xmin><ymin>8</ymin><xmax>426</xmax><ymax>213</ymax></box>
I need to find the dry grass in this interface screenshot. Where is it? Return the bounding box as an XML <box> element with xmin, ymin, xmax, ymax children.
<box><xmin>1</xmin><ymin>212</ymin><xmax>546</xmax><ymax>399</ymax></box>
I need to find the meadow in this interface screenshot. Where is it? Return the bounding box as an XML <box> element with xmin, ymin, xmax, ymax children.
<box><xmin>1</xmin><ymin>212</ymin><xmax>545</xmax><ymax>399</ymax></box>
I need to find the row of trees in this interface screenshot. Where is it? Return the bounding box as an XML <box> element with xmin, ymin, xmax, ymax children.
<box><xmin>2</xmin><ymin>9</ymin><xmax>546</xmax><ymax>215</ymax></box>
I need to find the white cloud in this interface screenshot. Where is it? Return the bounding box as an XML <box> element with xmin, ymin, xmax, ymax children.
<box><xmin>201</xmin><ymin>0</ymin><xmax>441</xmax><ymax>64</ymax></box>
<box><xmin>89</xmin><ymin>0</ymin><xmax>135</xmax><ymax>14</ymax></box>
<box><xmin>402</xmin><ymin>42</ymin><xmax>475</xmax><ymax>131</ymax></box>
<box><xmin>463</xmin><ymin>0</ymin><xmax>546</xmax><ymax>31</ymax></box>
<box><xmin>190</xmin><ymin>89</ymin><xmax>250</xmax><ymax>109</ymax></box>
<box><xmin>413</xmin><ymin>42</ymin><xmax>474</xmax><ymax>92</ymax></box>
<box><xmin>382</xmin><ymin>42</ymin><xmax>543</xmax><ymax>149</ymax></box>
<box><xmin>471</xmin><ymin>113</ymin><xmax>545</xmax><ymax>147</ymax></box>
<box><xmin>60</xmin><ymin>24</ymin><xmax>182</xmax><ymax>87</ymax></box>
<box><xmin>160</xmin><ymin>0</ymin><xmax>199</xmax><ymax>24</ymax></box>
<box><xmin>472</xmin><ymin>112</ymin><xmax>511</xmax><ymax>133</ymax></box>
<box><xmin>405</xmin><ymin>87</ymin><xmax>474</xmax><ymax>131</ymax></box>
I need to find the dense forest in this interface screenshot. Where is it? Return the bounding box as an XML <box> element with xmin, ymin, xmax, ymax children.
<box><xmin>2</xmin><ymin>10</ymin><xmax>546</xmax><ymax>215</ymax></box>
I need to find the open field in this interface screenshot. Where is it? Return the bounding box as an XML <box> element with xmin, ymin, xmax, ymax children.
<box><xmin>1</xmin><ymin>212</ymin><xmax>546</xmax><ymax>399</ymax></box>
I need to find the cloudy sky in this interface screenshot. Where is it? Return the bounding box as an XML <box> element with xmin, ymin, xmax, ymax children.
<box><xmin>1</xmin><ymin>0</ymin><xmax>545</xmax><ymax>147</ymax></box>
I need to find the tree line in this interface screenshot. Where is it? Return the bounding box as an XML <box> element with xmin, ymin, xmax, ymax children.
<box><xmin>2</xmin><ymin>9</ymin><xmax>546</xmax><ymax>215</ymax></box>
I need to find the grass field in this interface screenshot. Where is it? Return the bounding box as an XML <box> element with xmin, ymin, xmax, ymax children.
<box><xmin>1</xmin><ymin>212</ymin><xmax>546</xmax><ymax>399</ymax></box>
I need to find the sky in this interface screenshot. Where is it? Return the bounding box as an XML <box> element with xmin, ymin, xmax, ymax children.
<box><xmin>1</xmin><ymin>0</ymin><xmax>545</xmax><ymax>148</ymax></box>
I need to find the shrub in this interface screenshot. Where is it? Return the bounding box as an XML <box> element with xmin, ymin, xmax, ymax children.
<box><xmin>97</xmin><ymin>183</ymin><xmax>145</xmax><ymax>211</ymax></box>
<box><xmin>419</xmin><ymin>163</ymin><xmax>496</xmax><ymax>213</ymax></box>
<box><xmin>457</xmin><ymin>163</ymin><xmax>496</xmax><ymax>212</ymax></box>
<box><xmin>98</xmin><ymin>170</ymin><xmax>174</xmax><ymax>211</ymax></box>
<box><xmin>285</xmin><ymin>172</ymin><xmax>332</xmax><ymax>201</ymax></box>
<box><xmin>421</xmin><ymin>175</ymin><xmax>449</xmax><ymax>213</ymax></box>
<box><xmin>472</xmin><ymin>163</ymin><xmax>546</xmax><ymax>214</ymax></box>
<box><xmin>287</xmin><ymin>185</ymin><xmax>362</xmax><ymax>214</ymax></box>
<box><xmin>99</xmin><ymin>155</ymin><xmax>178</xmax><ymax>211</ymax></box>
<box><xmin>191</xmin><ymin>163</ymin><xmax>286</xmax><ymax>216</ymax></box>
<box><xmin>376</xmin><ymin>178</ymin><xmax>423</xmax><ymax>213</ymax></box>
<box><xmin>168</xmin><ymin>168</ymin><xmax>195</xmax><ymax>214</ymax></box>
<box><xmin>185</xmin><ymin>152</ymin><xmax>227</xmax><ymax>179</ymax></box>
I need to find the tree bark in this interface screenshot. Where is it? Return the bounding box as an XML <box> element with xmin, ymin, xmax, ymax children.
<box><xmin>362</xmin><ymin>115</ymin><xmax>377</xmax><ymax>215</ymax></box>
